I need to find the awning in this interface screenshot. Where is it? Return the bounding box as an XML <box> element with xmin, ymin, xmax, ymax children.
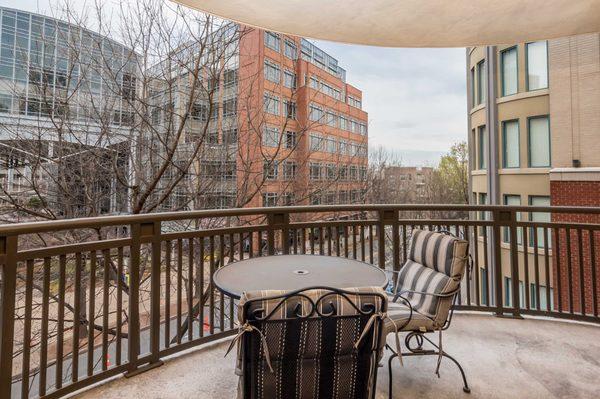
<box><xmin>172</xmin><ymin>0</ymin><xmax>600</xmax><ymax>47</ymax></box>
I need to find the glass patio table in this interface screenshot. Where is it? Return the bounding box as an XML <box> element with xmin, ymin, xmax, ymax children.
<box><xmin>213</xmin><ymin>254</ymin><xmax>389</xmax><ymax>299</ymax></box>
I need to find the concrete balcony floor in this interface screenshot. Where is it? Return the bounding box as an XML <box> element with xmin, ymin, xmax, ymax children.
<box><xmin>75</xmin><ymin>314</ymin><xmax>600</xmax><ymax>399</ymax></box>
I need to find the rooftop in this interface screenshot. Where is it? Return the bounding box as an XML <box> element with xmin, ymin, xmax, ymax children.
<box><xmin>75</xmin><ymin>314</ymin><xmax>600</xmax><ymax>399</ymax></box>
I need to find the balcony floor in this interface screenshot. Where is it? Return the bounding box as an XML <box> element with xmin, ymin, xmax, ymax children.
<box><xmin>74</xmin><ymin>314</ymin><xmax>600</xmax><ymax>399</ymax></box>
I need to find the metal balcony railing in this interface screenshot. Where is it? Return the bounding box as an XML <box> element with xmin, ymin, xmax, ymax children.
<box><xmin>0</xmin><ymin>204</ymin><xmax>599</xmax><ymax>398</ymax></box>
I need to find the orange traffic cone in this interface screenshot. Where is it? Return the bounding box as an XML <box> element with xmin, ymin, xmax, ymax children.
<box><xmin>203</xmin><ymin>316</ymin><xmax>210</xmax><ymax>332</ymax></box>
<box><xmin>106</xmin><ymin>353</ymin><xmax>111</xmax><ymax>368</ymax></box>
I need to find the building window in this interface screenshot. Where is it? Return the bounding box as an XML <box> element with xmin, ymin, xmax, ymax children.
<box><xmin>309</xmin><ymin>103</ymin><xmax>323</xmax><ymax>122</ymax></box>
<box><xmin>339</xmin><ymin>139</ymin><xmax>348</xmax><ymax>155</ymax></box>
<box><xmin>480</xmin><ymin>268</ymin><xmax>488</xmax><ymax>305</ymax></box>
<box><xmin>285</xmin><ymin>131</ymin><xmax>297</xmax><ymax>149</ymax></box>
<box><xmin>263</xmin><ymin>92</ymin><xmax>280</xmax><ymax>115</ymax></box>
<box><xmin>283</xmin><ymin>161</ymin><xmax>297</xmax><ymax>180</ymax></box>
<box><xmin>325</xmin><ymin>137</ymin><xmax>337</xmax><ymax>153</ymax></box>
<box><xmin>223</xmin><ymin>98</ymin><xmax>237</xmax><ymax>117</ymax></box>
<box><xmin>262</xmin><ymin>192</ymin><xmax>278</xmax><ymax>207</ymax></box>
<box><xmin>348</xmin><ymin>96</ymin><xmax>362</xmax><ymax>109</ymax></box>
<box><xmin>262</xmin><ymin>126</ymin><xmax>280</xmax><ymax>147</ymax></box>
<box><xmin>263</xmin><ymin>160</ymin><xmax>278</xmax><ymax>180</ymax></box>
<box><xmin>284</xmin><ymin>40</ymin><xmax>297</xmax><ymax>60</ymax></box>
<box><xmin>309</xmin><ymin>162</ymin><xmax>322</xmax><ymax>180</ymax></box>
<box><xmin>264</xmin><ymin>59</ymin><xmax>281</xmax><ymax>83</ymax></box>
<box><xmin>502</xmin><ymin>120</ymin><xmax>520</xmax><ymax>168</ymax></box>
<box><xmin>284</xmin><ymin>100</ymin><xmax>296</xmax><ymax>119</ymax></box>
<box><xmin>478</xmin><ymin>125</ymin><xmax>487</xmax><ymax>170</ymax></box>
<box><xmin>282</xmin><ymin>192</ymin><xmax>295</xmax><ymax>206</ymax></box>
<box><xmin>264</xmin><ymin>31</ymin><xmax>280</xmax><ymax>52</ymax></box>
<box><xmin>504</xmin><ymin>277</ymin><xmax>525</xmax><ymax>308</ymax></box>
<box><xmin>283</xmin><ymin>70</ymin><xmax>296</xmax><ymax>89</ymax></box>
<box><xmin>501</xmin><ymin>46</ymin><xmax>518</xmax><ymax>96</ymax></box>
<box><xmin>309</xmin><ymin>132</ymin><xmax>323</xmax><ymax>151</ymax></box>
<box><xmin>326</xmin><ymin>164</ymin><xmax>336</xmax><ymax>180</ymax></box>
<box><xmin>477</xmin><ymin>60</ymin><xmax>486</xmax><ymax>105</ymax></box>
<box><xmin>503</xmin><ymin>195</ymin><xmax>522</xmax><ymax>244</ymax></box>
<box><xmin>191</xmin><ymin>103</ymin><xmax>208</xmax><ymax>121</ymax></box>
<box><xmin>326</xmin><ymin>111</ymin><xmax>337</xmax><ymax>127</ymax></box>
<box><xmin>223</xmin><ymin>69</ymin><xmax>238</xmax><ymax>88</ymax></box>
<box><xmin>528</xmin><ymin>116</ymin><xmax>550</xmax><ymax>167</ymax></box>
<box><xmin>529</xmin><ymin>196</ymin><xmax>551</xmax><ymax>248</ymax></box>
<box><xmin>526</xmin><ymin>41</ymin><xmax>548</xmax><ymax>90</ymax></box>
<box><xmin>339</xmin><ymin>116</ymin><xmax>348</xmax><ymax>130</ymax></box>
<box><xmin>223</xmin><ymin>128</ymin><xmax>238</xmax><ymax>144</ymax></box>
<box><xmin>530</xmin><ymin>283</ymin><xmax>554</xmax><ymax>311</ymax></box>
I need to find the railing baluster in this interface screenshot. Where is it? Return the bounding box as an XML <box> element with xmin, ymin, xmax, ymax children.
<box><xmin>199</xmin><ymin>237</ymin><xmax>205</xmax><ymax>338</ymax></box>
<box><xmin>522</xmin><ymin>224</ymin><xmax>530</xmax><ymax>310</ymax></box>
<box><xmin>116</xmin><ymin>247</ymin><xmax>123</xmax><ymax>364</ymax></box>
<box><xmin>164</xmin><ymin>241</ymin><xmax>171</xmax><ymax>349</ymax></box>
<box><xmin>482</xmin><ymin>223</ymin><xmax>490</xmax><ymax>307</ymax></box>
<box><xmin>471</xmin><ymin>224</ymin><xmax>480</xmax><ymax>307</ymax></box>
<box><xmin>209</xmin><ymin>236</ymin><xmax>215</xmax><ymax>335</ymax></box>
<box><xmin>577</xmin><ymin>228</ymin><xmax>586</xmax><ymax>315</ymax></box>
<box><xmin>360</xmin><ymin>225</ymin><xmax>366</xmax><ymax>261</ymax></box>
<box><xmin>553</xmin><ymin>227</ymin><xmax>562</xmax><ymax>313</ymax></box>
<box><xmin>87</xmin><ymin>252</ymin><xmax>96</xmax><ymax>378</ymax></box>
<box><xmin>73</xmin><ymin>253</ymin><xmax>82</xmax><ymax>381</ymax></box>
<box><xmin>533</xmin><ymin>226</ymin><xmax>540</xmax><ymax>311</ymax></box>
<box><xmin>176</xmin><ymin>239</ymin><xmax>183</xmax><ymax>344</ymax></box>
<box><xmin>0</xmin><ymin>235</ymin><xmax>17</xmax><ymax>399</ymax></box>
<box><xmin>319</xmin><ymin>227</ymin><xmax>324</xmax><ymax>256</ymax></box>
<box><xmin>21</xmin><ymin>259</ymin><xmax>33</xmax><ymax>399</ymax></box>
<box><xmin>127</xmin><ymin>225</ymin><xmax>141</xmax><ymax>375</ymax></box>
<box><xmin>102</xmin><ymin>250</ymin><xmax>110</xmax><ymax>372</ymax></box>
<box><xmin>188</xmin><ymin>238</ymin><xmax>194</xmax><ymax>341</ymax></box>
<box><xmin>219</xmin><ymin>235</ymin><xmax>225</xmax><ymax>331</ymax></box>
<box><xmin>590</xmin><ymin>230</ymin><xmax>598</xmax><ymax>317</ymax></box>
<box><xmin>566</xmin><ymin>227</ymin><xmax>574</xmax><ymax>313</ymax></box>
<box><xmin>228</xmin><ymin>234</ymin><xmax>235</xmax><ymax>330</ymax></box>
<box><xmin>56</xmin><ymin>254</ymin><xmax>66</xmax><ymax>386</ymax></box>
<box><xmin>369</xmin><ymin>225</ymin><xmax>374</xmax><ymax>264</ymax></box>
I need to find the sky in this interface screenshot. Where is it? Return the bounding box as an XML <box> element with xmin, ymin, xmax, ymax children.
<box><xmin>3</xmin><ymin>0</ymin><xmax>468</xmax><ymax>166</ymax></box>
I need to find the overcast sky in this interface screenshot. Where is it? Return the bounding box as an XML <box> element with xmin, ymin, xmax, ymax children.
<box><xmin>4</xmin><ymin>0</ymin><xmax>468</xmax><ymax>166</ymax></box>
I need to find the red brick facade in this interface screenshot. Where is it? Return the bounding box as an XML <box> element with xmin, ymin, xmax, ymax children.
<box><xmin>550</xmin><ymin>181</ymin><xmax>600</xmax><ymax>315</ymax></box>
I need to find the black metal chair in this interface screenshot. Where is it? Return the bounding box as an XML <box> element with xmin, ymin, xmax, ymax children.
<box><xmin>227</xmin><ymin>286</ymin><xmax>388</xmax><ymax>399</ymax></box>
<box><xmin>385</xmin><ymin>229</ymin><xmax>471</xmax><ymax>398</ymax></box>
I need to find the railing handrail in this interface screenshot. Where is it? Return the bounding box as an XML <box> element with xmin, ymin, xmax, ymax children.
<box><xmin>1</xmin><ymin>204</ymin><xmax>600</xmax><ymax>236</ymax></box>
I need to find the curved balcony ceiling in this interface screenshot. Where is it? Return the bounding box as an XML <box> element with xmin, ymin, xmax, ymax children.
<box><xmin>172</xmin><ymin>0</ymin><xmax>600</xmax><ymax>47</ymax></box>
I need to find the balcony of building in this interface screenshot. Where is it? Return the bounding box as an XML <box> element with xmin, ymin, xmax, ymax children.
<box><xmin>1</xmin><ymin>204</ymin><xmax>599</xmax><ymax>399</ymax></box>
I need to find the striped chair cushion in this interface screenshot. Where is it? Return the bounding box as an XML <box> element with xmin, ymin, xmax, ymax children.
<box><xmin>392</xmin><ymin>230</ymin><xmax>469</xmax><ymax>327</ymax></box>
<box><xmin>408</xmin><ymin>229</ymin><xmax>468</xmax><ymax>278</ymax></box>
<box><xmin>384</xmin><ymin>301</ymin><xmax>435</xmax><ymax>333</ymax></box>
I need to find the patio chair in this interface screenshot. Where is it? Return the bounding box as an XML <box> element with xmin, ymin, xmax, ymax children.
<box><xmin>385</xmin><ymin>229</ymin><xmax>471</xmax><ymax>398</ymax></box>
<box><xmin>227</xmin><ymin>286</ymin><xmax>388</xmax><ymax>399</ymax></box>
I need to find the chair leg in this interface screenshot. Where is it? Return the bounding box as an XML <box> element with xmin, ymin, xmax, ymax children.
<box><xmin>440</xmin><ymin>352</ymin><xmax>470</xmax><ymax>393</ymax></box>
<box><xmin>387</xmin><ymin>351</ymin><xmax>398</xmax><ymax>399</ymax></box>
<box><xmin>406</xmin><ymin>332</ymin><xmax>471</xmax><ymax>394</ymax></box>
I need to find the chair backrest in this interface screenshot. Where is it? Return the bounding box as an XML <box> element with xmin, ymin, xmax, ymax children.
<box><xmin>396</xmin><ymin>229</ymin><xmax>469</xmax><ymax>327</ymax></box>
<box><xmin>237</xmin><ymin>286</ymin><xmax>387</xmax><ymax>399</ymax></box>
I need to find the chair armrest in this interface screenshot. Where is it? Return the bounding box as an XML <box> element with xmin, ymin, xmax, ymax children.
<box><xmin>398</xmin><ymin>286</ymin><xmax>461</xmax><ymax>298</ymax></box>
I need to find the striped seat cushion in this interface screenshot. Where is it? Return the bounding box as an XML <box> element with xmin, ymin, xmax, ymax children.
<box><xmin>384</xmin><ymin>301</ymin><xmax>435</xmax><ymax>333</ymax></box>
<box><xmin>408</xmin><ymin>229</ymin><xmax>468</xmax><ymax>278</ymax></box>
